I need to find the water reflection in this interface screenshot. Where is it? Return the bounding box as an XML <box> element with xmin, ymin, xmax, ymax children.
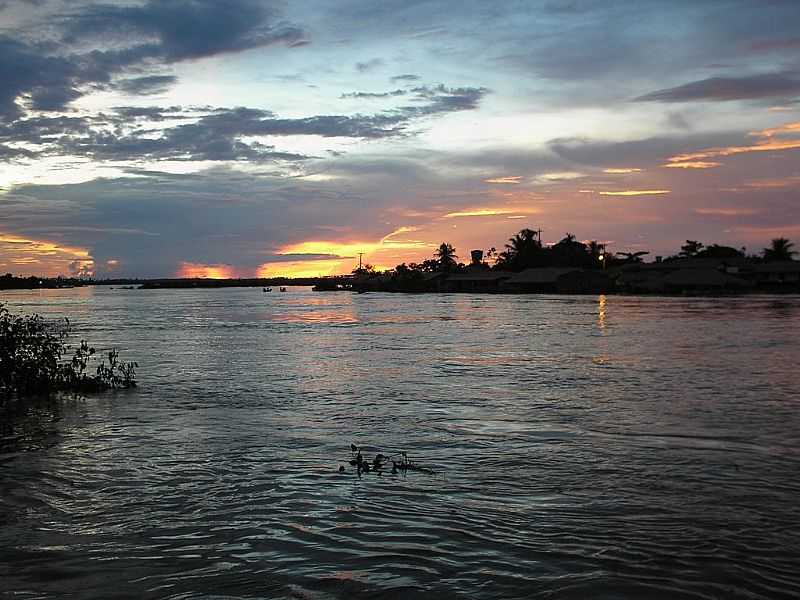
<box><xmin>2</xmin><ymin>291</ymin><xmax>800</xmax><ymax>599</ymax></box>
<box><xmin>597</xmin><ymin>293</ymin><xmax>607</xmax><ymax>330</ymax></box>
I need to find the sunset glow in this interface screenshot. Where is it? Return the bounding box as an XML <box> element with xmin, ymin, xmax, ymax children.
<box><xmin>0</xmin><ymin>1</ymin><xmax>797</xmax><ymax>277</ymax></box>
<box><xmin>177</xmin><ymin>263</ymin><xmax>238</xmax><ymax>279</ymax></box>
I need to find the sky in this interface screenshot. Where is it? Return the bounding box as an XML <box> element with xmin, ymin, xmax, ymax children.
<box><xmin>0</xmin><ymin>0</ymin><xmax>799</xmax><ymax>278</ymax></box>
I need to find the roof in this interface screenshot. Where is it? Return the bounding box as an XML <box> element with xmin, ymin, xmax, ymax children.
<box><xmin>663</xmin><ymin>268</ymin><xmax>749</xmax><ymax>287</ymax></box>
<box><xmin>504</xmin><ymin>267</ymin><xmax>580</xmax><ymax>284</ymax></box>
<box><xmin>422</xmin><ymin>271</ymin><xmax>446</xmax><ymax>280</ymax></box>
<box><xmin>624</xmin><ymin>257</ymin><xmax>753</xmax><ymax>272</ymax></box>
<box><xmin>445</xmin><ymin>271</ymin><xmax>511</xmax><ymax>282</ymax></box>
<box><xmin>755</xmin><ymin>261</ymin><xmax>800</xmax><ymax>273</ymax></box>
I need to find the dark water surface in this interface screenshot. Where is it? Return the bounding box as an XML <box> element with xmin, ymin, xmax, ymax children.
<box><xmin>2</xmin><ymin>288</ymin><xmax>799</xmax><ymax>599</ymax></box>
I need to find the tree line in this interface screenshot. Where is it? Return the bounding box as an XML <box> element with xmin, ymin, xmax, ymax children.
<box><xmin>363</xmin><ymin>230</ymin><xmax>797</xmax><ymax>276</ymax></box>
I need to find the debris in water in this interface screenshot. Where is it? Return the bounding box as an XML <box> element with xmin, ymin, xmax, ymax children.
<box><xmin>344</xmin><ymin>444</ymin><xmax>437</xmax><ymax>476</ymax></box>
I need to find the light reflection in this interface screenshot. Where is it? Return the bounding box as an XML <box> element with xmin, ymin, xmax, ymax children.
<box><xmin>598</xmin><ymin>294</ymin><xmax>607</xmax><ymax>330</ymax></box>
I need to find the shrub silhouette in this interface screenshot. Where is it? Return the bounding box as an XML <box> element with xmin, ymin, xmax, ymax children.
<box><xmin>0</xmin><ymin>303</ymin><xmax>137</xmax><ymax>402</ymax></box>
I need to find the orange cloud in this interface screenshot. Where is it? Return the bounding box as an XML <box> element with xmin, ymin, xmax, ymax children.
<box><xmin>483</xmin><ymin>176</ymin><xmax>523</xmax><ymax>184</ymax></box>
<box><xmin>602</xmin><ymin>168</ymin><xmax>642</xmax><ymax>174</ymax></box>
<box><xmin>695</xmin><ymin>208</ymin><xmax>758</xmax><ymax>216</ymax></box>
<box><xmin>667</xmin><ymin>121</ymin><xmax>800</xmax><ymax>165</ymax></box>
<box><xmin>177</xmin><ymin>262</ymin><xmax>237</xmax><ymax>278</ymax></box>
<box><xmin>744</xmin><ymin>176</ymin><xmax>800</xmax><ymax>189</ymax></box>
<box><xmin>0</xmin><ymin>232</ymin><xmax>93</xmax><ymax>276</ymax></box>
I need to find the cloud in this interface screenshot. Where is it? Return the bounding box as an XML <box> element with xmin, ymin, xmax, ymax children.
<box><xmin>548</xmin><ymin>131</ymin><xmax>747</xmax><ymax>168</ymax></box>
<box><xmin>355</xmin><ymin>58</ymin><xmax>384</xmax><ymax>72</ymax></box>
<box><xmin>666</xmin><ymin>121</ymin><xmax>800</xmax><ymax>164</ymax></box>
<box><xmin>0</xmin><ymin>36</ymin><xmax>80</xmax><ymax>120</ymax></box>
<box><xmin>0</xmin><ymin>84</ymin><xmax>490</xmax><ymax>164</ymax></box>
<box><xmin>0</xmin><ymin>0</ymin><xmax>304</xmax><ymax>121</ymax></box>
<box><xmin>390</xmin><ymin>74</ymin><xmax>420</xmax><ymax>83</ymax></box>
<box><xmin>695</xmin><ymin>208</ymin><xmax>758</xmax><ymax>217</ymax></box>
<box><xmin>597</xmin><ymin>190</ymin><xmax>670</xmax><ymax>196</ymax></box>
<box><xmin>114</xmin><ymin>75</ymin><xmax>178</xmax><ymax>95</ymax></box>
<box><xmin>636</xmin><ymin>72</ymin><xmax>800</xmax><ymax>102</ymax></box>
<box><xmin>663</xmin><ymin>161</ymin><xmax>721</xmax><ymax>169</ymax></box>
<box><xmin>484</xmin><ymin>176</ymin><xmax>522</xmax><ymax>184</ymax></box>
<box><xmin>62</xmin><ymin>0</ymin><xmax>305</xmax><ymax>62</ymax></box>
<box><xmin>603</xmin><ymin>168</ymin><xmax>641</xmax><ymax>174</ymax></box>
<box><xmin>443</xmin><ymin>208</ymin><xmax>518</xmax><ymax>218</ymax></box>
<box><xmin>341</xmin><ymin>89</ymin><xmax>407</xmax><ymax>99</ymax></box>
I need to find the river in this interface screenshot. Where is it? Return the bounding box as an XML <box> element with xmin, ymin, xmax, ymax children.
<box><xmin>1</xmin><ymin>288</ymin><xmax>799</xmax><ymax>599</ymax></box>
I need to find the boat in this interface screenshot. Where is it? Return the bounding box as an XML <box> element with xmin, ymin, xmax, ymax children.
<box><xmin>263</xmin><ymin>287</ymin><xmax>272</xmax><ymax>292</ymax></box>
<box><xmin>312</xmin><ymin>280</ymin><xmax>340</xmax><ymax>292</ymax></box>
<box><xmin>279</xmin><ymin>287</ymin><xmax>287</xmax><ymax>292</ymax></box>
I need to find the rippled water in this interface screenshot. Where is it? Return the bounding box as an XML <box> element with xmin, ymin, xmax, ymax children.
<box><xmin>2</xmin><ymin>288</ymin><xmax>800</xmax><ymax>599</ymax></box>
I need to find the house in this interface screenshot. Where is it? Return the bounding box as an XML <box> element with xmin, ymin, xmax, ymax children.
<box><xmin>662</xmin><ymin>268</ymin><xmax>750</xmax><ymax>293</ymax></box>
<box><xmin>556</xmin><ymin>270</ymin><xmax>616</xmax><ymax>294</ymax></box>
<box><xmin>753</xmin><ymin>262</ymin><xmax>800</xmax><ymax>288</ymax></box>
<box><xmin>499</xmin><ymin>268</ymin><xmax>579</xmax><ymax>293</ymax></box>
<box><xmin>442</xmin><ymin>271</ymin><xmax>511</xmax><ymax>293</ymax></box>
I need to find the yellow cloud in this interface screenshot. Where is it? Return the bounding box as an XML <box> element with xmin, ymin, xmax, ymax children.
<box><xmin>602</xmin><ymin>168</ymin><xmax>642</xmax><ymax>174</ymax></box>
<box><xmin>443</xmin><ymin>208</ymin><xmax>517</xmax><ymax>218</ymax></box>
<box><xmin>597</xmin><ymin>190</ymin><xmax>670</xmax><ymax>196</ymax></box>
<box><xmin>483</xmin><ymin>176</ymin><xmax>523</xmax><ymax>184</ymax></box>
<box><xmin>663</xmin><ymin>161</ymin><xmax>721</xmax><ymax>169</ymax></box>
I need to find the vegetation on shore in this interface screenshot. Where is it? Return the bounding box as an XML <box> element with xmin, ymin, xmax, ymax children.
<box><xmin>381</xmin><ymin>231</ymin><xmax>797</xmax><ymax>277</ymax></box>
<box><xmin>0</xmin><ymin>303</ymin><xmax>137</xmax><ymax>404</ymax></box>
<box><xmin>344</xmin><ymin>230</ymin><xmax>799</xmax><ymax>294</ymax></box>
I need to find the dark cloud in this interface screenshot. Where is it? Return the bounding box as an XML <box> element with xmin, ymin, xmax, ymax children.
<box><xmin>749</xmin><ymin>37</ymin><xmax>800</xmax><ymax>53</ymax></box>
<box><xmin>62</xmin><ymin>0</ymin><xmax>305</xmax><ymax>62</ymax></box>
<box><xmin>636</xmin><ymin>72</ymin><xmax>800</xmax><ymax>102</ymax></box>
<box><xmin>0</xmin><ymin>84</ymin><xmax>489</xmax><ymax>164</ymax></box>
<box><xmin>341</xmin><ymin>89</ymin><xmax>407</xmax><ymax>99</ymax></box>
<box><xmin>547</xmin><ymin>132</ymin><xmax>748</xmax><ymax>168</ymax></box>
<box><xmin>407</xmin><ymin>84</ymin><xmax>488</xmax><ymax>115</ymax></box>
<box><xmin>0</xmin><ymin>144</ymin><xmax>35</xmax><ymax>159</ymax></box>
<box><xmin>390</xmin><ymin>74</ymin><xmax>420</xmax><ymax>83</ymax></box>
<box><xmin>1</xmin><ymin>165</ymin><xmax>415</xmax><ymax>276</ymax></box>
<box><xmin>0</xmin><ymin>36</ymin><xmax>80</xmax><ymax>120</ymax></box>
<box><xmin>0</xmin><ymin>0</ymin><xmax>304</xmax><ymax>121</ymax></box>
<box><xmin>114</xmin><ymin>75</ymin><xmax>178</xmax><ymax>96</ymax></box>
<box><xmin>355</xmin><ymin>58</ymin><xmax>384</xmax><ymax>72</ymax></box>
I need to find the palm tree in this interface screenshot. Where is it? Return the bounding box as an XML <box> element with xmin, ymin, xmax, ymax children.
<box><xmin>679</xmin><ymin>240</ymin><xmax>704</xmax><ymax>258</ymax></box>
<box><xmin>497</xmin><ymin>228</ymin><xmax>541</xmax><ymax>270</ymax></box>
<box><xmin>434</xmin><ymin>242</ymin><xmax>458</xmax><ymax>271</ymax></box>
<box><xmin>763</xmin><ymin>238</ymin><xmax>797</xmax><ymax>262</ymax></box>
<box><xmin>616</xmin><ymin>251</ymin><xmax>649</xmax><ymax>264</ymax></box>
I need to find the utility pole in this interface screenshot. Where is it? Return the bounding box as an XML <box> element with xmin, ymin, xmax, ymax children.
<box><xmin>358</xmin><ymin>252</ymin><xmax>364</xmax><ymax>271</ymax></box>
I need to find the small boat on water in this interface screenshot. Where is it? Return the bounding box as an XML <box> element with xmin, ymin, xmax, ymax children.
<box><xmin>279</xmin><ymin>287</ymin><xmax>287</xmax><ymax>292</ymax></box>
<box><xmin>263</xmin><ymin>287</ymin><xmax>272</xmax><ymax>292</ymax></box>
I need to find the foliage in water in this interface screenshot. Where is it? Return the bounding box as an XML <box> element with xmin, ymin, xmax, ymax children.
<box><xmin>0</xmin><ymin>303</ymin><xmax>137</xmax><ymax>402</ymax></box>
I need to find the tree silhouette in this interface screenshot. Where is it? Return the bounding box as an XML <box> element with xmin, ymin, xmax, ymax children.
<box><xmin>616</xmin><ymin>251</ymin><xmax>649</xmax><ymax>263</ymax></box>
<box><xmin>497</xmin><ymin>228</ymin><xmax>542</xmax><ymax>270</ymax></box>
<box><xmin>434</xmin><ymin>243</ymin><xmax>458</xmax><ymax>271</ymax></box>
<box><xmin>679</xmin><ymin>240</ymin><xmax>704</xmax><ymax>258</ymax></box>
<box><xmin>763</xmin><ymin>238</ymin><xmax>797</xmax><ymax>262</ymax></box>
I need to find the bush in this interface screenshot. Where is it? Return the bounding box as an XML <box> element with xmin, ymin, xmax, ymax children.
<box><xmin>0</xmin><ymin>303</ymin><xmax>137</xmax><ymax>401</ymax></box>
